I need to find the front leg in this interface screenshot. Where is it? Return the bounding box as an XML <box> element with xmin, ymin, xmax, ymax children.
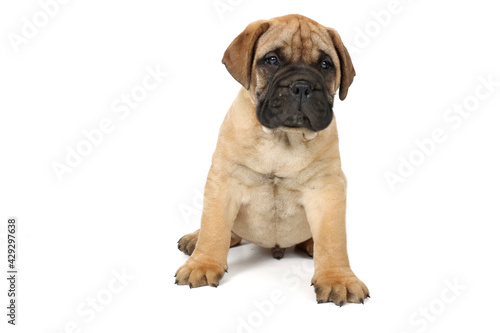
<box><xmin>303</xmin><ymin>173</ymin><xmax>369</xmax><ymax>306</ymax></box>
<box><xmin>175</xmin><ymin>167</ymin><xmax>240</xmax><ymax>288</ymax></box>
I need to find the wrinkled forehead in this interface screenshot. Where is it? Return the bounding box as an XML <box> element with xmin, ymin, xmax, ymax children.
<box><xmin>255</xmin><ymin>17</ymin><xmax>338</xmax><ymax>65</ymax></box>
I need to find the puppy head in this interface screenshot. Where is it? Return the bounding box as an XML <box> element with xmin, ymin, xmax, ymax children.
<box><xmin>222</xmin><ymin>14</ymin><xmax>355</xmax><ymax>133</ymax></box>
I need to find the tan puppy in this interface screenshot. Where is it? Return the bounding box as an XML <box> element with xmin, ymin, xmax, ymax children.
<box><xmin>175</xmin><ymin>14</ymin><xmax>369</xmax><ymax>306</ymax></box>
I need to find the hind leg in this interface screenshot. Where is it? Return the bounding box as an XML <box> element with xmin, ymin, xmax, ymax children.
<box><xmin>177</xmin><ymin>230</ymin><xmax>242</xmax><ymax>256</ymax></box>
<box><xmin>296</xmin><ymin>238</ymin><xmax>314</xmax><ymax>257</ymax></box>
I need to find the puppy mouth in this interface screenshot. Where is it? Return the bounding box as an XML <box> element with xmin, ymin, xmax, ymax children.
<box><xmin>282</xmin><ymin>112</ymin><xmax>311</xmax><ymax>128</ymax></box>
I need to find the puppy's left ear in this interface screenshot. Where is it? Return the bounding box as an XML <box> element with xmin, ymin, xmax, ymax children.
<box><xmin>222</xmin><ymin>20</ymin><xmax>270</xmax><ymax>90</ymax></box>
<box><xmin>327</xmin><ymin>28</ymin><xmax>356</xmax><ymax>100</ymax></box>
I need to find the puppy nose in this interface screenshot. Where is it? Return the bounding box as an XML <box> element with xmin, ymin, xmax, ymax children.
<box><xmin>290</xmin><ymin>81</ymin><xmax>312</xmax><ymax>100</ymax></box>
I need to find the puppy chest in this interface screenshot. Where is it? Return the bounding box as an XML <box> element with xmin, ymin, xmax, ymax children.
<box><xmin>233</xmin><ymin>176</ymin><xmax>312</xmax><ymax>248</ymax></box>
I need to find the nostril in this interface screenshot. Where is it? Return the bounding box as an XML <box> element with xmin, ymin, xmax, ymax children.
<box><xmin>290</xmin><ymin>81</ymin><xmax>312</xmax><ymax>98</ymax></box>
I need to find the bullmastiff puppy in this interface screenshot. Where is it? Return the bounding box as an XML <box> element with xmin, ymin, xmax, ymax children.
<box><xmin>175</xmin><ymin>14</ymin><xmax>369</xmax><ymax>306</ymax></box>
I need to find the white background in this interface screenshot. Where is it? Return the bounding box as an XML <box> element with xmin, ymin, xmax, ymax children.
<box><xmin>1</xmin><ymin>0</ymin><xmax>500</xmax><ymax>332</ymax></box>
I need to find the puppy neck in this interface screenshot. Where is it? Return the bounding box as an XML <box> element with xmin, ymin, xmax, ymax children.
<box><xmin>261</xmin><ymin>126</ymin><xmax>318</xmax><ymax>141</ymax></box>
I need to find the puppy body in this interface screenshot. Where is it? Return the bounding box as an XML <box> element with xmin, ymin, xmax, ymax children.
<box><xmin>217</xmin><ymin>87</ymin><xmax>343</xmax><ymax>249</ymax></box>
<box><xmin>176</xmin><ymin>14</ymin><xmax>368</xmax><ymax>306</ymax></box>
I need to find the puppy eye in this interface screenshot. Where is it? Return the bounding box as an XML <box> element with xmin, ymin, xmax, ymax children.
<box><xmin>265</xmin><ymin>56</ymin><xmax>279</xmax><ymax>65</ymax></box>
<box><xmin>321</xmin><ymin>60</ymin><xmax>332</xmax><ymax>70</ymax></box>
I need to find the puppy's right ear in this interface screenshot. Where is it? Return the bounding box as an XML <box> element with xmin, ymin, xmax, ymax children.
<box><xmin>222</xmin><ymin>20</ymin><xmax>270</xmax><ymax>90</ymax></box>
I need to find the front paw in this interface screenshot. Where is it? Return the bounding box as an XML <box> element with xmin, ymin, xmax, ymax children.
<box><xmin>175</xmin><ymin>256</ymin><xmax>226</xmax><ymax>288</ymax></box>
<box><xmin>312</xmin><ymin>268</ymin><xmax>369</xmax><ymax>306</ymax></box>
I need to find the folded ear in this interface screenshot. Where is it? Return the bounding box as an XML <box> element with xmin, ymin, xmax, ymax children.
<box><xmin>222</xmin><ymin>20</ymin><xmax>270</xmax><ymax>89</ymax></box>
<box><xmin>327</xmin><ymin>28</ymin><xmax>355</xmax><ymax>100</ymax></box>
